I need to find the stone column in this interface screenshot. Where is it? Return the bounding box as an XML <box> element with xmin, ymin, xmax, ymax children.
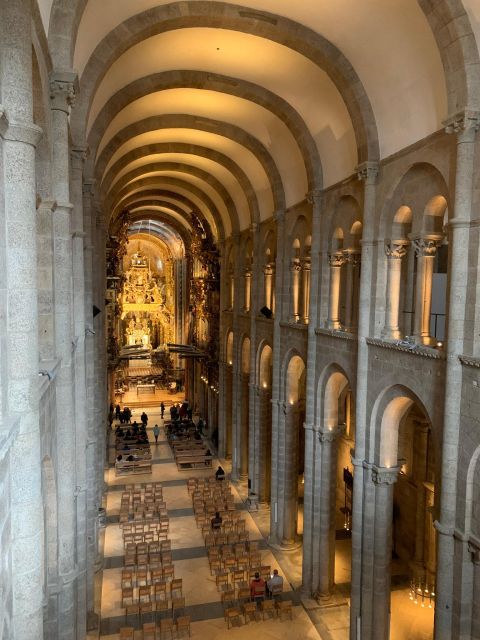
<box><xmin>217</xmin><ymin>361</ymin><xmax>227</xmax><ymax>456</ymax></box>
<box><xmin>264</xmin><ymin>262</ymin><xmax>274</xmax><ymax>312</ymax></box>
<box><xmin>1</xmin><ymin>0</ymin><xmax>44</xmax><ymax>633</ymax></box>
<box><xmin>327</xmin><ymin>252</ymin><xmax>346</xmax><ymax>329</ymax></box>
<box><xmin>251</xmin><ymin>385</ymin><xmax>272</xmax><ymax>505</ymax></box>
<box><xmin>300</xmin><ymin>189</ymin><xmax>323</xmax><ymax>595</ymax></box>
<box><xmin>412</xmin><ymin>236</ymin><xmax>442</xmax><ymax>345</ymax></box>
<box><xmin>301</xmin><ymin>256</ymin><xmax>311</xmax><ymax>324</ymax></box>
<box><xmin>50</xmin><ymin>70</ymin><xmax>79</xmax><ymax>638</ymax></box>
<box><xmin>244</xmin><ymin>268</ymin><xmax>252</xmax><ymax>312</ymax></box>
<box><xmin>315</xmin><ymin>427</ymin><xmax>345</xmax><ymax>598</ymax></box>
<box><xmin>281</xmin><ymin>403</ymin><xmax>300</xmax><ymax>546</ymax></box>
<box><xmin>343</xmin><ymin>250</ymin><xmax>361</xmax><ymax>333</ymax></box>
<box><xmin>82</xmin><ymin>179</ymin><xmax>98</xmax><ymax>623</ymax></box>
<box><xmin>225</xmin><ymin>363</ymin><xmax>233</xmax><ymax>458</ymax></box>
<box><xmin>239</xmin><ymin>373</ymin><xmax>249</xmax><ymax>479</ymax></box>
<box><xmin>290</xmin><ymin>259</ymin><xmax>302</xmax><ymax>322</ymax></box>
<box><xmin>70</xmin><ymin>147</ymin><xmax>89</xmax><ymax>638</ymax></box>
<box><xmin>371</xmin><ymin>465</ymin><xmax>400</xmax><ymax>640</ymax></box>
<box><xmin>350</xmin><ymin>161</ymin><xmax>379</xmax><ymax>639</ymax></box>
<box><xmin>382</xmin><ymin>241</ymin><xmax>408</xmax><ymax>339</ymax></box>
<box><xmin>435</xmin><ymin>110</ymin><xmax>479</xmax><ymax>640</ymax></box>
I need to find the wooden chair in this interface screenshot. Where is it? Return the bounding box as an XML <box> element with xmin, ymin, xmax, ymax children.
<box><xmin>221</xmin><ymin>589</ymin><xmax>236</xmax><ymax>609</ymax></box>
<box><xmin>232</xmin><ymin>569</ymin><xmax>245</xmax><ymax>588</ymax></box>
<box><xmin>151</xmin><ymin>568</ymin><xmax>164</xmax><ymax>586</ymax></box>
<box><xmin>224</xmin><ymin>607</ymin><xmax>242</xmax><ymax>629</ymax></box>
<box><xmin>237</xmin><ymin>587</ymin><xmax>251</xmax><ymax>605</ymax></box>
<box><xmin>121</xmin><ymin>587</ymin><xmax>134</xmax><ymax>608</ymax></box>
<box><xmin>176</xmin><ymin>615</ymin><xmax>191</xmax><ymax>638</ymax></box>
<box><xmin>139</xmin><ymin>585</ymin><xmax>151</xmax><ymax>603</ymax></box>
<box><xmin>276</xmin><ymin>599</ymin><xmax>293</xmax><ymax>621</ymax></box>
<box><xmin>171</xmin><ymin>596</ymin><xmax>185</xmax><ymax>619</ymax></box>
<box><xmin>143</xmin><ymin>621</ymin><xmax>156</xmax><ymax>640</ymax></box>
<box><xmin>139</xmin><ymin>601</ymin><xmax>154</xmax><ymax>624</ymax></box>
<box><xmin>170</xmin><ymin>578</ymin><xmax>183</xmax><ymax>598</ymax></box>
<box><xmin>243</xmin><ymin>601</ymin><xmax>258</xmax><ymax>623</ymax></box>
<box><xmin>119</xmin><ymin>627</ymin><xmax>135</xmax><ymax>640</ymax></box>
<box><xmin>160</xmin><ymin>540</ymin><xmax>171</xmax><ymax>552</ymax></box>
<box><xmin>155</xmin><ymin>599</ymin><xmax>169</xmax><ymax>622</ymax></box>
<box><xmin>124</xmin><ymin>603</ymin><xmax>139</xmax><ymax>623</ymax></box>
<box><xmin>260</xmin><ymin>565</ymin><xmax>271</xmax><ymax>582</ymax></box>
<box><xmin>260</xmin><ymin>599</ymin><xmax>276</xmax><ymax>620</ymax></box>
<box><xmin>215</xmin><ymin>571</ymin><xmax>229</xmax><ymax>590</ymax></box>
<box><xmin>162</xmin><ymin>565</ymin><xmax>175</xmax><ymax>581</ymax></box>
<box><xmin>121</xmin><ymin>569</ymin><xmax>134</xmax><ymax>589</ymax></box>
<box><xmin>137</xmin><ymin>568</ymin><xmax>149</xmax><ymax>588</ymax></box>
<box><xmin>159</xmin><ymin>617</ymin><xmax>174</xmax><ymax>639</ymax></box>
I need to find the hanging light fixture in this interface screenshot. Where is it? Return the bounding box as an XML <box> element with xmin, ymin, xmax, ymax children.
<box><xmin>409</xmin><ymin>576</ymin><xmax>435</xmax><ymax>608</ymax></box>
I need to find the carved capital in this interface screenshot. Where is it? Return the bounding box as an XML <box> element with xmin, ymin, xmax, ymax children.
<box><xmin>468</xmin><ymin>538</ymin><xmax>480</xmax><ymax>564</ymax></box>
<box><xmin>264</xmin><ymin>263</ymin><xmax>275</xmax><ymax>276</ymax></box>
<box><xmin>244</xmin><ymin>268</ymin><xmax>252</xmax><ymax>278</ymax></box>
<box><xmin>328</xmin><ymin>252</ymin><xmax>346</xmax><ymax>268</ymax></box>
<box><xmin>412</xmin><ymin>236</ymin><xmax>442</xmax><ymax>258</ymax></box>
<box><xmin>385</xmin><ymin>241</ymin><xmax>408</xmax><ymax>259</ymax></box>
<box><xmin>83</xmin><ymin>179</ymin><xmax>96</xmax><ymax>196</ymax></box>
<box><xmin>71</xmin><ymin>146</ymin><xmax>88</xmax><ymax>167</ymax></box>
<box><xmin>318</xmin><ymin>424</ymin><xmax>345</xmax><ymax>443</ymax></box>
<box><xmin>301</xmin><ymin>256</ymin><xmax>311</xmax><ymax>271</ymax></box>
<box><xmin>290</xmin><ymin>260</ymin><xmax>302</xmax><ymax>273</ymax></box>
<box><xmin>371</xmin><ymin>465</ymin><xmax>400</xmax><ymax>485</ymax></box>
<box><xmin>444</xmin><ymin>110</ymin><xmax>480</xmax><ymax>136</ymax></box>
<box><xmin>343</xmin><ymin>249</ymin><xmax>361</xmax><ymax>266</ymax></box>
<box><xmin>49</xmin><ymin>71</ymin><xmax>78</xmax><ymax>113</ymax></box>
<box><xmin>356</xmin><ymin>161</ymin><xmax>379</xmax><ymax>183</ymax></box>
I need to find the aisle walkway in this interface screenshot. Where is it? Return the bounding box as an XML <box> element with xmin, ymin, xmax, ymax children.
<box><xmin>97</xmin><ymin>406</ymin><xmax>327</xmax><ymax>639</ymax></box>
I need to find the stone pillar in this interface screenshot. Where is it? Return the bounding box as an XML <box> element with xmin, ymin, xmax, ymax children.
<box><xmin>300</xmin><ymin>189</ymin><xmax>323</xmax><ymax>595</ymax></box>
<box><xmin>82</xmin><ymin>179</ymin><xmax>98</xmax><ymax>623</ymax></box>
<box><xmin>412</xmin><ymin>236</ymin><xmax>442</xmax><ymax>345</ymax></box>
<box><xmin>281</xmin><ymin>403</ymin><xmax>300</xmax><ymax>546</ymax></box>
<box><xmin>70</xmin><ymin>147</ymin><xmax>88</xmax><ymax>638</ymax></box>
<box><xmin>343</xmin><ymin>250</ymin><xmax>361</xmax><ymax>333</ymax></box>
<box><xmin>239</xmin><ymin>373</ymin><xmax>249</xmax><ymax>479</ymax></box>
<box><xmin>290</xmin><ymin>259</ymin><xmax>302</xmax><ymax>322</ymax></box>
<box><xmin>435</xmin><ymin>110</ymin><xmax>479</xmax><ymax>640</ymax></box>
<box><xmin>50</xmin><ymin>70</ymin><xmax>79</xmax><ymax>638</ymax></box>
<box><xmin>371</xmin><ymin>465</ymin><xmax>400</xmax><ymax>640</ymax></box>
<box><xmin>225</xmin><ymin>364</ymin><xmax>233</xmax><ymax>458</ymax></box>
<box><xmin>301</xmin><ymin>256</ymin><xmax>311</xmax><ymax>324</ymax></box>
<box><xmin>315</xmin><ymin>427</ymin><xmax>345</xmax><ymax>598</ymax></box>
<box><xmin>251</xmin><ymin>385</ymin><xmax>272</xmax><ymax>504</ymax></box>
<box><xmin>1</xmin><ymin>0</ymin><xmax>44</xmax><ymax>634</ymax></box>
<box><xmin>217</xmin><ymin>361</ymin><xmax>227</xmax><ymax>456</ymax></box>
<box><xmin>382</xmin><ymin>241</ymin><xmax>408</xmax><ymax>340</ymax></box>
<box><xmin>244</xmin><ymin>268</ymin><xmax>251</xmax><ymax>312</ymax></box>
<box><xmin>327</xmin><ymin>252</ymin><xmax>346</xmax><ymax>329</ymax></box>
<box><xmin>350</xmin><ymin>161</ymin><xmax>379</xmax><ymax>639</ymax></box>
<box><xmin>264</xmin><ymin>262</ymin><xmax>274</xmax><ymax>312</ymax></box>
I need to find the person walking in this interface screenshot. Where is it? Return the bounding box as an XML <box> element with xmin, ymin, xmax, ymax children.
<box><xmin>153</xmin><ymin>424</ymin><xmax>160</xmax><ymax>444</ymax></box>
<box><xmin>160</xmin><ymin>401</ymin><xmax>165</xmax><ymax>418</ymax></box>
<box><xmin>141</xmin><ymin>411</ymin><xmax>148</xmax><ymax>426</ymax></box>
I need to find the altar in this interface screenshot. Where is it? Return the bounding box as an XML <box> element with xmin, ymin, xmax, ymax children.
<box><xmin>136</xmin><ymin>383</ymin><xmax>156</xmax><ymax>395</ymax></box>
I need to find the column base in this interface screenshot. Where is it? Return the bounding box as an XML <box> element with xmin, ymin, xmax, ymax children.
<box><xmin>86</xmin><ymin>611</ymin><xmax>99</xmax><ymax>632</ymax></box>
<box><xmin>327</xmin><ymin>321</ymin><xmax>342</xmax><ymax>330</ymax></box>
<box><xmin>381</xmin><ymin>328</ymin><xmax>401</xmax><ymax>340</ymax></box>
<box><xmin>313</xmin><ymin>589</ymin><xmax>348</xmax><ymax>609</ymax></box>
<box><xmin>280</xmin><ymin>537</ymin><xmax>303</xmax><ymax>550</ymax></box>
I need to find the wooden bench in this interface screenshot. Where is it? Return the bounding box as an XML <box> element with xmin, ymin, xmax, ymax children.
<box><xmin>115</xmin><ymin>459</ymin><xmax>152</xmax><ymax>476</ymax></box>
<box><xmin>176</xmin><ymin>455</ymin><xmax>213</xmax><ymax>470</ymax></box>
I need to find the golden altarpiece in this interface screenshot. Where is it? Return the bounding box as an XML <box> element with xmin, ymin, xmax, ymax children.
<box><xmin>120</xmin><ymin>244</ymin><xmax>175</xmax><ymax>350</ymax></box>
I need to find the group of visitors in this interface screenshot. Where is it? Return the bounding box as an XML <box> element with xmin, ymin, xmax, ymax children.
<box><xmin>114</xmin><ymin>404</ymin><xmax>132</xmax><ymax>425</ymax></box>
<box><xmin>170</xmin><ymin>401</ymin><xmax>193</xmax><ymax>422</ymax></box>
<box><xmin>250</xmin><ymin>569</ymin><xmax>284</xmax><ymax>600</ymax></box>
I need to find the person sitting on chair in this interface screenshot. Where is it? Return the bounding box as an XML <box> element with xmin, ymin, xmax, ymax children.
<box><xmin>266</xmin><ymin>569</ymin><xmax>283</xmax><ymax>597</ymax></box>
<box><xmin>215</xmin><ymin>465</ymin><xmax>226</xmax><ymax>481</ymax></box>
<box><xmin>250</xmin><ymin>572</ymin><xmax>266</xmax><ymax>603</ymax></box>
<box><xmin>211</xmin><ymin>511</ymin><xmax>222</xmax><ymax>530</ymax></box>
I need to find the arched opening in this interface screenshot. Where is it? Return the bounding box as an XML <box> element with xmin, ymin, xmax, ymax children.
<box><xmin>369</xmin><ymin>386</ymin><xmax>437</xmax><ymax>640</ymax></box>
<box><xmin>250</xmin><ymin>343</ymin><xmax>273</xmax><ymax>506</ymax></box>
<box><xmin>237</xmin><ymin>335</ymin><xmax>250</xmax><ymax>480</ymax></box>
<box><xmin>224</xmin><ymin>330</ymin><xmax>234</xmax><ymax>459</ymax></box>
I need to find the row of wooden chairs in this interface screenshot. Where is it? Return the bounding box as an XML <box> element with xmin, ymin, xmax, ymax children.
<box><xmin>207</xmin><ymin>541</ymin><xmax>259</xmax><ymax>559</ymax></box>
<box><xmin>124</xmin><ymin>597</ymin><xmax>186</xmax><ymax>625</ymax></box>
<box><xmin>120</xmin><ymin>616</ymin><xmax>191</xmax><ymax>639</ymax></box>
<box><xmin>187</xmin><ymin>476</ymin><xmax>227</xmax><ymax>493</ymax></box>
<box><xmin>121</xmin><ymin>521</ymin><xmax>168</xmax><ymax>534</ymax></box>
<box><xmin>204</xmin><ymin>531</ymin><xmax>250</xmax><ymax>546</ymax></box>
<box><xmin>125</xmin><ymin>548</ymin><xmax>173</xmax><ymax>567</ymax></box>
<box><xmin>124</xmin><ymin>557</ymin><xmax>176</xmax><ymax>579</ymax></box>
<box><xmin>122</xmin><ymin>573</ymin><xmax>182</xmax><ymax>595</ymax></box>
<box><xmin>123</xmin><ymin>528</ymin><xmax>170</xmax><ymax>544</ymax></box>
<box><xmin>224</xmin><ymin>600</ymin><xmax>292</xmax><ymax>628</ymax></box>
<box><xmin>122</xmin><ymin>580</ymin><xmax>183</xmax><ymax>606</ymax></box>
<box><xmin>124</xmin><ymin>539</ymin><xmax>171</xmax><ymax>553</ymax></box>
